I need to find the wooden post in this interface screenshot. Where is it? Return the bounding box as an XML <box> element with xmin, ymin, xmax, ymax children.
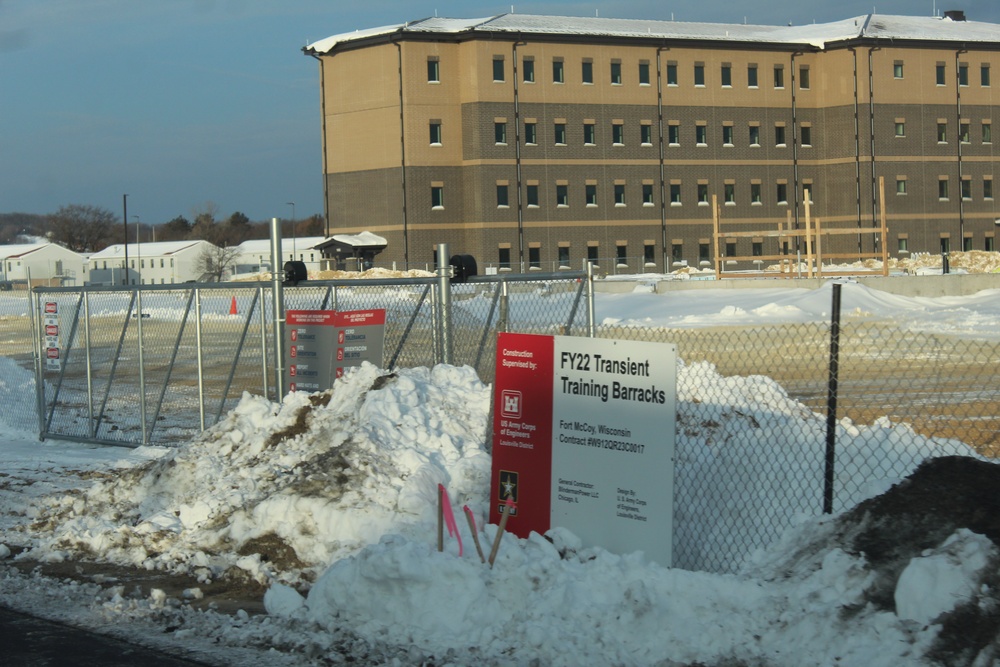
<box><xmin>804</xmin><ymin>189</ymin><xmax>814</xmax><ymax>278</ymax></box>
<box><xmin>878</xmin><ymin>176</ymin><xmax>889</xmax><ymax>276</ymax></box>
<box><xmin>815</xmin><ymin>217</ymin><xmax>823</xmax><ymax>276</ymax></box>
<box><xmin>712</xmin><ymin>195</ymin><xmax>722</xmax><ymax>279</ymax></box>
<box><xmin>437</xmin><ymin>485</ymin><xmax>444</xmax><ymax>552</ymax></box>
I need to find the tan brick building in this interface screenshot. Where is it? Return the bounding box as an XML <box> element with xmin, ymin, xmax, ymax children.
<box><xmin>304</xmin><ymin>12</ymin><xmax>999</xmax><ymax>273</ymax></box>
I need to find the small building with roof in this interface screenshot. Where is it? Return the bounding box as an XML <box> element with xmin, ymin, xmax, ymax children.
<box><xmin>233</xmin><ymin>237</ymin><xmax>328</xmax><ymax>277</ymax></box>
<box><xmin>87</xmin><ymin>240</ymin><xmax>217</xmax><ymax>285</ymax></box>
<box><xmin>0</xmin><ymin>243</ymin><xmax>88</xmax><ymax>288</ymax></box>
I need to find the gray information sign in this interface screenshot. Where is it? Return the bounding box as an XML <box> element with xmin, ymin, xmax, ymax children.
<box><xmin>286</xmin><ymin>309</ymin><xmax>386</xmax><ymax>392</ymax></box>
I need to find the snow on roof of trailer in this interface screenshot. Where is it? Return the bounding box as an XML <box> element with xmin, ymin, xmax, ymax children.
<box><xmin>306</xmin><ymin>13</ymin><xmax>1000</xmax><ymax>53</ymax></box>
<box><xmin>236</xmin><ymin>237</ymin><xmax>327</xmax><ymax>255</ymax></box>
<box><xmin>89</xmin><ymin>241</ymin><xmax>208</xmax><ymax>259</ymax></box>
<box><xmin>0</xmin><ymin>243</ymin><xmax>60</xmax><ymax>259</ymax></box>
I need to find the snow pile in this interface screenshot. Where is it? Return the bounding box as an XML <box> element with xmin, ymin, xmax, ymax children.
<box><xmin>18</xmin><ymin>363</ymin><xmax>491</xmax><ymax>585</ymax></box>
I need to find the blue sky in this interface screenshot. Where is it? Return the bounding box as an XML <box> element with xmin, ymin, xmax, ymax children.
<box><xmin>1</xmin><ymin>0</ymin><xmax>995</xmax><ymax>224</ymax></box>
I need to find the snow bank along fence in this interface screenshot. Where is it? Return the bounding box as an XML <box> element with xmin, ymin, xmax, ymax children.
<box><xmin>25</xmin><ymin>271</ymin><xmax>591</xmax><ymax>448</ymax></box>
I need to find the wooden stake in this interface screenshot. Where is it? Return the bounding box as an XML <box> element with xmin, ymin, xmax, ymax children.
<box><xmin>488</xmin><ymin>502</ymin><xmax>513</xmax><ymax>567</ymax></box>
<box><xmin>464</xmin><ymin>506</ymin><xmax>486</xmax><ymax>564</ymax></box>
<box><xmin>437</xmin><ymin>484</ymin><xmax>444</xmax><ymax>552</ymax></box>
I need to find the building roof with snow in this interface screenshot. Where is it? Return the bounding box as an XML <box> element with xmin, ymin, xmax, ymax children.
<box><xmin>89</xmin><ymin>240</ymin><xmax>212</xmax><ymax>260</ymax></box>
<box><xmin>305</xmin><ymin>12</ymin><xmax>1000</xmax><ymax>54</ymax></box>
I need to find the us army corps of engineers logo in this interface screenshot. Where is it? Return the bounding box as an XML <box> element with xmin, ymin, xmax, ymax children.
<box><xmin>497</xmin><ymin>470</ymin><xmax>519</xmax><ymax>516</ymax></box>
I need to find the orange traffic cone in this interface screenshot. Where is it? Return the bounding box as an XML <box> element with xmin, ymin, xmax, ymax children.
<box><xmin>229</xmin><ymin>296</ymin><xmax>238</xmax><ymax>315</ymax></box>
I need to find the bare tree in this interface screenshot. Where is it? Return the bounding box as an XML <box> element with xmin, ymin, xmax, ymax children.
<box><xmin>47</xmin><ymin>204</ymin><xmax>117</xmax><ymax>252</ymax></box>
<box><xmin>194</xmin><ymin>244</ymin><xmax>242</xmax><ymax>282</ymax></box>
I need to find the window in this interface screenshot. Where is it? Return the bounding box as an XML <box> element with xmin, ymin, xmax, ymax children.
<box><xmin>427</xmin><ymin>58</ymin><xmax>440</xmax><ymax>82</ymax></box>
<box><xmin>587</xmin><ymin>245</ymin><xmax>599</xmax><ymax>265</ymax></box>
<box><xmin>496</xmin><ymin>184</ymin><xmax>509</xmax><ymax>207</ymax></box>
<box><xmin>960</xmin><ymin>122</ymin><xmax>971</xmax><ymax>143</ymax></box>
<box><xmin>722</xmin><ymin>125</ymin><xmax>734</xmax><ymax>145</ymax></box>
<box><xmin>696</xmin><ymin>124</ymin><xmax>707</xmax><ymax>145</ymax></box>
<box><xmin>776</xmin><ymin>182</ymin><xmax>788</xmax><ymax>204</ymax></box>
<box><xmin>773</xmin><ymin>65</ymin><xmax>784</xmax><ymax>88</ymax></box>
<box><xmin>553</xmin><ymin>58</ymin><xmax>565</xmax><ymax>83</ymax></box>
<box><xmin>523</xmin><ymin>58</ymin><xmax>535</xmax><ymax>82</ymax></box>
<box><xmin>964</xmin><ymin>236</ymin><xmax>974</xmax><ymax>252</ymax></box>
<box><xmin>498</xmin><ymin>247</ymin><xmax>511</xmax><ymax>269</ymax></box>
<box><xmin>985</xmin><ymin>178</ymin><xmax>994</xmax><ymax>200</ymax></box>
<box><xmin>694</xmin><ymin>64</ymin><xmax>705</xmax><ymax>86</ymax></box>
<box><xmin>556</xmin><ymin>184</ymin><xmax>569</xmax><ymax>206</ymax></box>
<box><xmin>524</xmin><ymin>122</ymin><xmax>537</xmax><ymax>145</ymax></box>
<box><xmin>799</xmin><ymin>66</ymin><xmax>810</xmax><ymax>90</ymax></box>
<box><xmin>638</xmin><ymin>61</ymin><xmax>650</xmax><ymax>85</ymax></box>
<box><xmin>585</xmin><ymin>183</ymin><xmax>597</xmax><ymax>206</ymax></box>
<box><xmin>697</xmin><ymin>183</ymin><xmax>709</xmax><ymax>204</ymax></box>
<box><xmin>775</xmin><ymin>125</ymin><xmax>786</xmax><ymax>147</ymax></box>
<box><xmin>803</xmin><ymin>182</ymin><xmax>814</xmax><ymax>203</ymax></box>
<box><xmin>895</xmin><ymin>120</ymin><xmax>905</xmax><ymax>137</ymax></box>
<box><xmin>938</xmin><ymin>122</ymin><xmax>948</xmax><ymax>143</ymax></box>
<box><xmin>528</xmin><ymin>247</ymin><xmax>540</xmax><ymax>269</ymax></box>
<box><xmin>640</xmin><ymin>124</ymin><xmax>652</xmax><ymax>145</ymax></box>
<box><xmin>610</xmin><ymin>60</ymin><xmax>622</xmax><ymax>85</ymax></box>
<box><xmin>962</xmin><ymin>177</ymin><xmax>972</xmax><ymax>200</ymax></box>
<box><xmin>750</xmin><ymin>182</ymin><xmax>762</xmax><ymax>204</ymax></box>
<box><xmin>898</xmin><ymin>237</ymin><xmax>909</xmax><ymax>254</ymax></box>
<box><xmin>989</xmin><ymin>236</ymin><xmax>996</xmax><ymax>252</ymax></box>
<box><xmin>494</xmin><ymin>121</ymin><xmax>507</xmax><ymax>145</ymax></box>
<box><xmin>938</xmin><ymin>178</ymin><xmax>949</xmax><ymax>200</ymax></box>
<box><xmin>670</xmin><ymin>183</ymin><xmax>682</xmax><ymax>204</ymax></box>
<box><xmin>554</xmin><ymin>122</ymin><xmax>566</xmax><ymax>145</ymax></box>
<box><xmin>749</xmin><ymin>124</ymin><xmax>760</xmax><ymax>146</ymax></box>
<box><xmin>614</xmin><ymin>183</ymin><xmax>626</xmax><ymax>206</ymax></box>
<box><xmin>752</xmin><ymin>241</ymin><xmax>763</xmax><ymax>256</ymax></box>
<box><xmin>725</xmin><ymin>241</ymin><xmax>737</xmax><ymax>258</ymax></box>
<box><xmin>612</xmin><ymin>122</ymin><xmax>624</xmax><ymax>145</ymax></box>
<box><xmin>616</xmin><ymin>245</ymin><xmax>628</xmax><ymax>267</ymax></box>
<box><xmin>936</xmin><ymin>63</ymin><xmax>946</xmax><ymax>86</ymax></box>
<box><xmin>959</xmin><ymin>63</ymin><xmax>969</xmax><ymax>86</ymax></box>
<box><xmin>941</xmin><ymin>237</ymin><xmax>951</xmax><ymax>254</ymax></box>
<box><xmin>582</xmin><ymin>59</ymin><xmax>593</xmax><ymax>84</ymax></box>
<box><xmin>896</xmin><ymin>178</ymin><xmax>907</xmax><ymax>195</ymax></box>
<box><xmin>671</xmin><ymin>242</ymin><xmax>683</xmax><ymax>263</ymax></box>
<box><xmin>668</xmin><ymin>124</ymin><xmax>680</xmax><ymax>145</ymax></box>
<box><xmin>431</xmin><ymin>185</ymin><xmax>444</xmax><ymax>209</ymax></box>
<box><xmin>526</xmin><ymin>184</ymin><xmax>539</xmax><ymax>207</ymax></box>
<box><xmin>583</xmin><ymin>122</ymin><xmax>596</xmax><ymax>145</ymax></box>
<box><xmin>721</xmin><ymin>64</ymin><xmax>732</xmax><ymax>87</ymax></box>
<box><xmin>984</xmin><ymin>122</ymin><xmax>993</xmax><ymax>144</ymax></box>
<box><xmin>429</xmin><ymin>121</ymin><xmax>442</xmax><ymax>145</ymax></box>
<box><xmin>801</xmin><ymin>126</ymin><xmax>812</xmax><ymax>147</ymax></box>
<box><xmin>642</xmin><ymin>183</ymin><xmax>654</xmax><ymax>205</ymax></box>
<box><xmin>724</xmin><ymin>183</ymin><xmax>735</xmax><ymax>204</ymax></box>
<box><xmin>748</xmin><ymin>64</ymin><xmax>758</xmax><ymax>87</ymax></box>
<box><xmin>644</xmin><ymin>243</ymin><xmax>656</xmax><ymax>265</ymax></box>
<box><xmin>982</xmin><ymin>64</ymin><xmax>991</xmax><ymax>87</ymax></box>
<box><xmin>667</xmin><ymin>62</ymin><xmax>678</xmax><ymax>85</ymax></box>
<box><xmin>894</xmin><ymin>61</ymin><xmax>904</xmax><ymax>79</ymax></box>
<box><xmin>699</xmin><ymin>242</ymin><xmax>710</xmax><ymax>264</ymax></box>
<box><xmin>492</xmin><ymin>57</ymin><xmax>505</xmax><ymax>82</ymax></box>
<box><xmin>558</xmin><ymin>246</ymin><xmax>570</xmax><ymax>268</ymax></box>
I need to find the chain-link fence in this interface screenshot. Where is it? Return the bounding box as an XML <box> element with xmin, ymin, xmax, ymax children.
<box><xmin>7</xmin><ymin>275</ymin><xmax>999</xmax><ymax>573</ymax></box>
<box><xmin>602</xmin><ymin>282</ymin><xmax>1000</xmax><ymax>572</ymax></box>
<box><xmin>24</xmin><ymin>272</ymin><xmax>590</xmax><ymax>448</ymax></box>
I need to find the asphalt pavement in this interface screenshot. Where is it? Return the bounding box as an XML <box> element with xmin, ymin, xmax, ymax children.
<box><xmin>0</xmin><ymin>606</ymin><xmax>216</xmax><ymax>667</ymax></box>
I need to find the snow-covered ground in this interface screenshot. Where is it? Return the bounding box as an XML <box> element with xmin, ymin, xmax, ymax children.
<box><xmin>1</xmin><ymin>280</ymin><xmax>999</xmax><ymax>666</ymax></box>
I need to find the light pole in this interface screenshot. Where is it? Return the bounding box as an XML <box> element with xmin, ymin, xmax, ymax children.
<box><xmin>286</xmin><ymin>202</ymin><xmax>296</xmax><ymax>256</ymax></box>
<box><xmin>133</xmin><ymin>215</ymin><xmax>141</xmax><ymax>285</ymax></box>
<box><xmin>122</xmin><ymin>194</ymin><xmax>129</xmax><ymax>285</ymax></box>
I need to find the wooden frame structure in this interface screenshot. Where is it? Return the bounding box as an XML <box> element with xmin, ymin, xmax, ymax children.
<box><xmin>713</xmin><ymin>179</ymin><xmax>889</xmax><ymax>279</ymax></box>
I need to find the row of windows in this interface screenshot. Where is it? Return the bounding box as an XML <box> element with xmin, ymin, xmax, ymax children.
<box><xmin>494</xmin><ymin>233</ymin><xmax>998</xmax><ymax>271</ymax></box>
<box><xmin>431</xmin><ymin>118</ymin><xmax>993</xmax><ymax>150</ymax></box>
<box><xmin>427</xmin><ymin>55</ymin><xmax>992</xmax><ymax>89</ymax></box>
<box><xmin>430</xmin><ymin>175</ymin><xmax>996</xmax><ymax>211</ymax></box>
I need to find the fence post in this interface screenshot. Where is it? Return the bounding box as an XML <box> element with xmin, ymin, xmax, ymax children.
<box><xmin>83</xmin><ymin>292</ymin><xmax>95</xmax><ymax>439</ymax></box>
<box><xmin>195</xmin><ymin>288</ymin><xmax>206</xmax><ymax>431</ymax></box>
<box><xmin>586</xmin><ymin>260</ymin><xmax>596</xmax><ymax>338</ymax></box>
<box><xmin>136</xmin><ymin>288</ymin><xmax>148</xmax><ymax>446</ymax></box>
<box><xmin>823</xmin><ymin>282</ymin><xmax>842</xmax><ymax>514</ymax></box>
<box><xmin>436</xmin><ymin>243</ymin><xmax>452</xmax><ymax>365</ymax></box>
<box><xmin>270</xmin><ymin>218</ymin><xmax>286</xmax><ymax>399</ymax></box>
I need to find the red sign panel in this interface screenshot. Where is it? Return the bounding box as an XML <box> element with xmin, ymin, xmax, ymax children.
<box><xmin>45</xmin><ymin>302</ymin><xmax>58</xmax><ymax>314</ymax></box>
<box><xmin>489</xmin><ymin>333</ymin><xmax>555</xmax><ymax>538</ymax></box>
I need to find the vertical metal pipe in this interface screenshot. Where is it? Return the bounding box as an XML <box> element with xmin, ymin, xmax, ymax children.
<box><xmin>84</xmin><ymin>292</ymin><xmax>95</xmax><ymax>439</ymax></box>
<box><xmin>498</xmin><ymin>279</ymin><xmax>509</xmax><ymax>334</ymax></box>
<box><xmin>271</xmin><ymin>217</ymin><xmax>287</xmax><ymax>398</ymax></box>
<box><xmin>136</xmin><ymin>287</ymin><xmax>147</xmax><ymax>446</ymax></box>
<box><xmin>437</xmin><ymin>243</ymin><xmax>452</xmax><ymax>365</ymax></box>
<box><xmin>195</xmin><ymin>288</ymin><xmax>206</xmax><ymax>431</ymax></box>
<box><xmin>586</xmin><ymin>260</ymin><xmax>596</xmax><ymax>338</ymax></box>
<box><xmin>30</xmin><ymin>284</ymin><xmax>45</xmax><ymax>438</ymax></box>
<box><xmin>823</xmin><ymin>282</ymin><xmax>842</xmax><ymax>514</ymax></box>
<box><xmin>258</xmin><ymin>286</ymin><xmax>269</xmax><ymax>401</ymax></box>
